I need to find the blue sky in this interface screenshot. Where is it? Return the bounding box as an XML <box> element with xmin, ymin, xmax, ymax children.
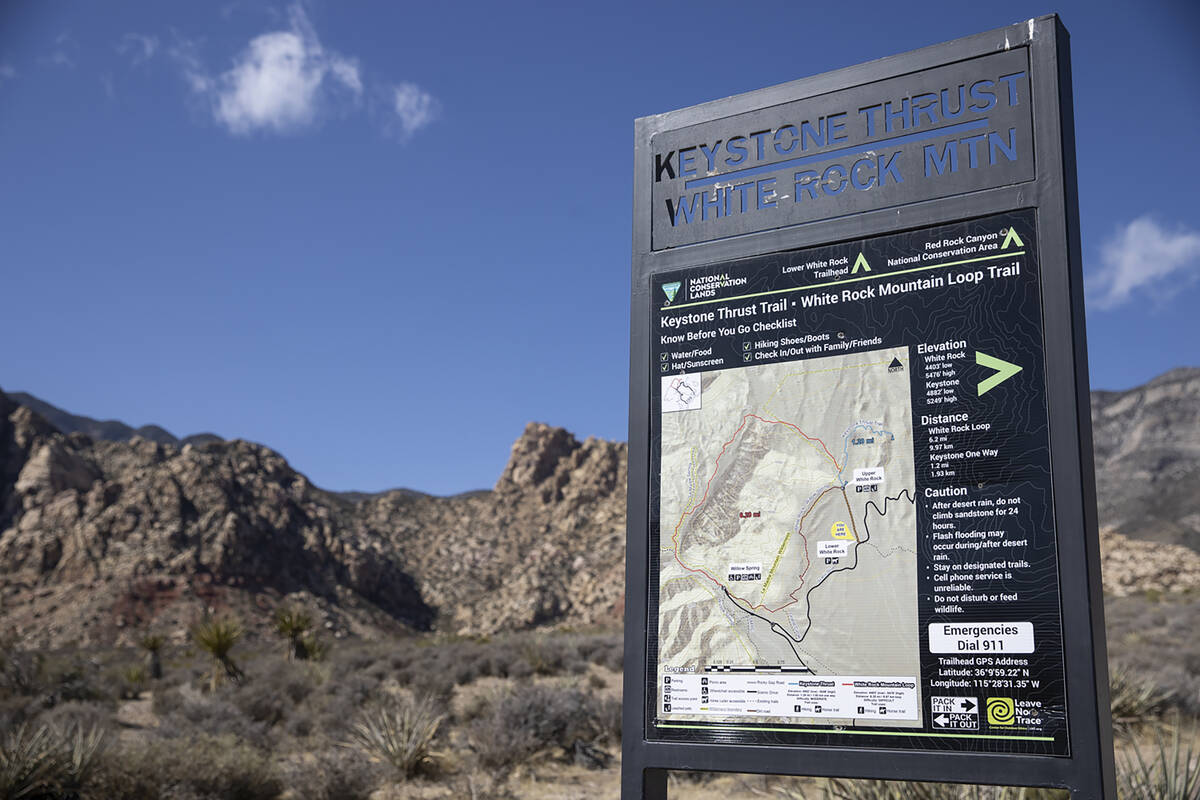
<box><xmin>1</xmin><ymin>1</ymin><xmax>1197</xmax><ymax>495</ymax></box>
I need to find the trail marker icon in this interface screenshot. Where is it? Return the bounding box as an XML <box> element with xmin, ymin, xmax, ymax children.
<box><xmin>1002</xmin><ymin>228</ymin><xmax>1025</xmax><ymax>250</ymax></box>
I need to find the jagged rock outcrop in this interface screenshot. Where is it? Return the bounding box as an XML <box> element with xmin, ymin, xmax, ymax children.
<box><xmin>0</xmin><ymin>391</ymin><xmax>432</xmax><ymax>647</ymax></box>
<box><xmin>0</xmin><ymin>395</ymin><xmax>625</xmax><ymax>646</ymax></box>
<box><xmin>354</xmin><ymin>422</ymin><xmax>627</xmax><ymax>635</ymax></box>
<box><xmin>1100</xmin><ymin>527</ymin><xmax>1200</xmax><ymax>597</ymax></box>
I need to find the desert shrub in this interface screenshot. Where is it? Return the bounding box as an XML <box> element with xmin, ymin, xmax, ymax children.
<box><xmin>518</xmin><ymin>635</ymin><xmax>587</xmax><ymax>676</ymax></box>
<box><xmin>346</xmin><ymin>694</ymin><xmax>444</xmax><ymax>780</ymax></box>
<box><xmin>1105</xmin><ymin>595</ymin><xmax>1200</xmax><ymax>715</ymax></box>
<box><xmin>383</xmin><ymin>634</ymin><xmax>614</xmax><ymax>691</ymax></box>
<box><xmin>44</xmin><ymin>660</ymin><xmax>109</xmax><ymax>707</ymax></box>
<box><xmin>228</xmin><ymin>660</ymin><xmax>317</xmax><ymax>729</ymax></box>
<box><xmin>38</xmin><ymin>701</ymin><xmax>115</xmax><ymax>735</ymax></box>
<box><xmin>0</xmin><ymin>694</ymin><xmax>42</xmax><ymax>729</ymax></box>
<box><xmin>2</xmin><ymin>642</ymin><xmax>114</xmax><ymax>711</ymax></box>
<box><xmin>469</xmin><ymin>684</ymin><xmax>618</xmax><ymax>771</ymax></box>
<box><xmin>150</xmin><ymin>683</ymin><xmax>187</xmax><ymax>716</ymax></box>
<box><xmin>155</xmin><ymin>687</ymin><xmax>271</xmax><ymax>749</ymax></box>
<box><xmin>283</xmin><ymin>710</ymin><xmax>315</xmax><ymax>740</ymax></box>
<box><xmin>88</xmin><ymin>734</ymin><xmax>280</xmax><ymax>800</ymax></box>
<box><xmin>410</xmin><ymin>669</ymin><xmax>456</xmax><ymax>705</ymax></box>
<box><xmin>577</xmin><ymin>633</ymin><xmax>623</xmax><ymax>672</ymax></box>
<box><xmin>506</xmin><ymin>657</ymin><xmax>534</xmax><ymax>681</ymax></box>
<box><xmin>278</xmin><ymin>748</ymin><xmax>382</xmax><ymax>800</ymax></box>
<box><xmin>340</xmin><ymin>649</ymin><xmax>383</xmax><ymax>674</ymax></box>
<box><xmin>231</xmin><ymin>682</ymin><xmax>289</xmax><ymax>728</ymax></box>
<box><xmin>0</xmin><ymin>636</ymin><xmax>40</xmax><ymax>697</ymax></box>
<box><xmin>5</xmin><ymin>652</ymin><xmax>112</xmax><ymax>712</ymax></box>
<box><xmin>1110</xmin><ymin>663</ymin><xmax>1173</xmax><ymax>727</ymax></box>
<box><xmin>316</xmin><ymin>672</ymin><xmax>380</xmax><ymax>737</ymax></box>
<box><xmin>1117</xmin><ymin>722</ymin><xmax>1200</xmax><ymax>800</ymax></box>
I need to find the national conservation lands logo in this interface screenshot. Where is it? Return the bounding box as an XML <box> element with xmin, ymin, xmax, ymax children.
<box><xmin>662</xmin><ymin>281</ymin><xmax>682</xmax><ymax>304</ymax></box>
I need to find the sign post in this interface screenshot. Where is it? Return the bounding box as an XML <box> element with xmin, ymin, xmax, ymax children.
<box><xmin>623</xmin><ymin>16</ymin><xmax>1114</xmax><ymax>798</ymax></box>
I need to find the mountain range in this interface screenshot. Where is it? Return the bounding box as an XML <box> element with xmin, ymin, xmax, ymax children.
<box><xmin>1</xmin><ymin>368</ymin><xmax>1197</xmax><ymax>648</ymax></box>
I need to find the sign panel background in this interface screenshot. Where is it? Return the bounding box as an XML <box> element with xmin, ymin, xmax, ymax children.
<box><xmin>646</xmin><ymin>209</ymin><xmax>1069</xmax><ymax>755</ymax></box>
<box><xmin>625</xmin><ymin>16</ymin><xmax>1114</xmax><ymax>799</ymax></box>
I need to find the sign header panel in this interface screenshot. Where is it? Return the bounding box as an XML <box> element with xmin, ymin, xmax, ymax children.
<box><xmin>650</xmin><ymin>49</ymin><xmax>1033</xmax><ymax>250</ymax></box>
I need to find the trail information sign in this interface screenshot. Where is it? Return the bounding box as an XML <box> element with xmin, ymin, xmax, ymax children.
<box><xmin>624</xmin><ymin>17</ymin><xmax>1114</xmax><ymax>799</ymax></box>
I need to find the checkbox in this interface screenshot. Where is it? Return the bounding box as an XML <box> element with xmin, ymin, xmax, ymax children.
<box><xmin>743</xmin><ymin>353</ymin><xmax>752</xmax><ymax>362</ymax></box>
<box><xmin>743</xmin><ymin>341</ymin><xmax>751</xmax><ymax>351</ymax></box>
<box><xmin>661</xmin><ymin>363</ymin><xmax>669</xmax><ymax>372</ymax></box>
<box><xmin>661</xmin><ymin>352</ymin><xmax>668</xmax><ymax>361</ymax></box>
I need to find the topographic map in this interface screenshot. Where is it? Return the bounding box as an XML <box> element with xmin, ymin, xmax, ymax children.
<box><xmin>657</xmin><ymin>346</ymin><xmax>919</xmax><ymax>724</ymax></box>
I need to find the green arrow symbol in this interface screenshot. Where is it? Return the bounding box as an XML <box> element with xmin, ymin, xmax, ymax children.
<box><xmin>1001</xmin><ymin>228</ymin><xmax>1024</xmax><ymax>250</ymax></box>
<box><xmin>976</xmin><ymin>352</ymin><xmax>1022</xmax><ymax>395</ymax></box>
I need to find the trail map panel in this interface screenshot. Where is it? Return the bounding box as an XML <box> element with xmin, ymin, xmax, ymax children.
<box><xmin>658</xmin><ymin>348</ymin><xmax>920</xmax><ymax>725</ymax></box>
<box><xmin>647</xmin><ymin>209</ymin><xmax>1070</xmax><ymax>755</ymax></box>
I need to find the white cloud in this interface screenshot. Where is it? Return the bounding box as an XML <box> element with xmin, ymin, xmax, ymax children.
<box><xmin>168</xmin><ymin>36</ymin><xmax>213</xmax><ymax>94</ymax></box>
<box><xmin>47</xmin><ymin>32</ymin><xmax>75</xmax><ymax>67</ymax></box>
<box><xmin>187</xmin><ymin>5</ymin><xmax>362</xmax><ymax>135</ymax></box>
<box><xmin>0</xmin><ymin>64</ymin><xmax>15</xmax><ymax>83</ymax></box>
<box><xmin>166</xmin><ymin>5</ymin><xmax>435</xmax><ymax>141</ymax></box>
<box><xmin>1090</xmin><ymin>216</ymin><xmax>1200</xmax><ymax>309</ymax></box>
<box><xmin>118</xmin><ymin>33</ymin><xmax>160</xmax><ymax>64</ymax></box>
<box><xmin>391</xmin><ymin>82</ymin><xmax>437</xmax><ymax>139</ymax></box>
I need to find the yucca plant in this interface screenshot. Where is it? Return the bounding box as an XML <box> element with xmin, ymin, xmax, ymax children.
<box><xmin>1118</xmin><ymin>722</ymin><xmax>1200</xmax><ymax>800</ymax></box>
<box><xmin>300</xmin><ymin>632</ymin><xmax>329</xmax><ymax>663</ymax></box>
<box><xmin>1109</xmin><ymin>663</ymin><xmax>1171</xmax><ymax>729</ymax></box>
<box><xmin>55</xmin><ymin>722</ymin><xmax>107</xmax><ymax>796</ymax></box>
<box><xmin>823</xmin><ymin>779</ymin><xmax>996</xmax><ymax>799</ymax></box>
<box><xmin>120</xmin><ymin>664</ymin><xmax>148</xmax><ymax>699</ymax></box>
<box><xmin>0</xmin><ymin>724</ymin><xmax>61</xmax><ymax>799</ymax></box>
<box><xmin>190</xmin><ymin>615</ymin><xmax>245</xmax><ymax>692</ymax></box>
<box><xmin>138</xmin><ymin>633</ymin><xmax>165</xmax><ymax>680</ymax></box>
<box><xmin>346</xmin><ymin>695</ymin><xmax>444</xmax><ymax>779</ymax></box>
<box><xmin>272</xmin><ymin>606</ymin><xmax>315</xmax><ymax>661</ymax></box>
<box><xmin>821</xmin><ymin>780</ymin><xmax>1067</xmax><ymax>799</ymax></box>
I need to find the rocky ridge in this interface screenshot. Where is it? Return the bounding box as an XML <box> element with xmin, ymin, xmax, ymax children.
<box><xmin>2</xmin><ymin>366</ymin><xmax>1197</xmax><ymax>649</ymax></box>
<box><xmin>1091</xmin><ymin>367</ymin><xmax>1200</xmax><ymax>551</ymax></box>
<box><xmin>0</xmin><ymin>391</ymin><xmax>625</xmax><ymax>647</ymax></box>
<box><xmin>7</xmin><ymin>391</ymin><xmax>220</xmax><ymax>448</ymax></box>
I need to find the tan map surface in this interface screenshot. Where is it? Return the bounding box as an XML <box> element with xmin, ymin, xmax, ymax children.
<box><xmin>657</xmin><ymin>346</ymin><xmax>919</xmax><ymax>720</ymax></box>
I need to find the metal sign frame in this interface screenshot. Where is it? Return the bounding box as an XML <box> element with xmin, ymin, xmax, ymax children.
<box><xmin>623</xmin><ymin>16</ymin><xmax>1114</xmax><ymax>798</ymax></box>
